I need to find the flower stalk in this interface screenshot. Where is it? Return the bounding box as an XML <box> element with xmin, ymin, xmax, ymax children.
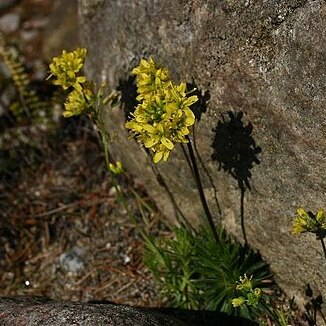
<box><xmin>186</xmin><ymin>135</ymin><xmax>219</xmax><ymax>246</ymax></box>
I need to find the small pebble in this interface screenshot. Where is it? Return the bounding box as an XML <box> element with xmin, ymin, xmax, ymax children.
<box><xmin>0</xmin><ymin>13</ymin><xmax>21</xmax><ymax>34</ymax></box>
<box><xmin>108</xmin><ymin>186</ymin><xmax>118</xmax><ymax>196</ymax></box>
<box><xmin>20</xmin><ymin>29</ymin><xmax>38</xmax><ymax>42</ymax></box>
<box><xmin>122</xmin><ymin>254</ymin><xmax>131</xmax><ymax>265</ymax></box>
<box><xmin>59</xmin><ymin>248</ymin><xmax>85</xmax><ymax>274</ymax></box>
<box><xmin>22</xmin><ymin>17</ymin><xmax>49</xmax><ymax>30</ymax></box>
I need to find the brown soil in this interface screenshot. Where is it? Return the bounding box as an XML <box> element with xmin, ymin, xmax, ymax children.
<box><xmin>0</xmin><ymin>118</ymin><xmax>164</xmax><ymax>306</ymax></box>
<box><xmin>0</xmin><ymin>0</ymin><xmax>163</xmax><ymax>307</ymax></box>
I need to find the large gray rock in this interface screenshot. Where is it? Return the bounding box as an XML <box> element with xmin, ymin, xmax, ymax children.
<box><xmin>0</xmin><ymin>296</ymin><xmax>254</xmax><ymax>325</ymax></box>
<box><xmin>0</xmin><ymin>297</ymin><xmax>185</xmax><ymax>326</ymax></box>
<box><xmin>78</xmin><ymin>0</ymin><xmax>326</xmax><ymax>311</ymax></box>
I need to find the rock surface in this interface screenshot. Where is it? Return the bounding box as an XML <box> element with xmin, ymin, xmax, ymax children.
<box><xmin>0</xmin><ymin>297</ymin><xmax>186</xmax><ymax>326</ymax></box>
<box><xmin>78</xmin><ymin>0</ymin><xmax>326</xmax><ymax>311</ymax></box>
<box><xmin>0</xmin><ymin>297</ymin><xmax>255</xmax><ymax>325</ymax></box>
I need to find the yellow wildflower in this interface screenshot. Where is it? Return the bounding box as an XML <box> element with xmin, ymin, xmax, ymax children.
<box><xmin>316</xmin><ymin>209</ymin><xmax>325</xmax><ymax>226</ymax></box>
<box><xmin>49</xmin><ymin>48</ymin><xmax>87</xmax><ymax>90</ymax></box>
<box><xmin>131</xmin><ymin>57</ymin><xmax>170</xmax><ymax>101</ymax></box>
<box><xmin>236</xmin><ymin>274</ymin><xmax>253</xmax><ymax>291</ymax></box>
<box><xmin>63</xmin><ymin>88</ymin><xmax>94</xmax><ymax>118</ymax></box>
<box><xmin>231</xmin><ymin>297</ymin><xmax>246</xmax><ymax>307</ymax></box>
<box><xmin>254</xmin><ymin>288</ymin><xmax>261</xmax><ymax>296</ymax></box>
<box><xmin>292</xmin><ymin>208</ymin><xmax>326</xmax><ymax>235</ymax></box>
<box><xmin>232</xmin><ymin>274</ymin><xmax>262</xmax><ymax>308</ymax></box>
<box><xmin>109</xmin><ymin>161</ymin><xmax>125</xmax><ymax>175</ymax></box>
<box><xmin>126</xmin><ymin>59</ymin><xmax>197</xmax><ymax>163</ymax></box>
<box><xmin>292</xmin><ymin>208</ymin><xmax>310</xmax><ymax>234</ymax></box>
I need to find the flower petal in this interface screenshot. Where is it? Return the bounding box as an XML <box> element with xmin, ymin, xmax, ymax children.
<box><xmin>144</xmin><ymin>137</ymin><xmax>159</xmax><ymax>148</ymax></box>
<box><xmin>161</xmin><ymin>137</ymin><xmax>174</xmax><ymax>150</ymax></box>
<box><xmin>316</xmin><ymin>209</ymin><xmax>325</xmax><ymax>223</ymax></box>
<box><xmin>143</xmin><ymin>124</ymin><xmax>157</xmax><ymax>134</ymax></box>
<box><xmin>153</xmin><ymin>151</ymin><xmax>163</xmax><ymax>163</ymax></box>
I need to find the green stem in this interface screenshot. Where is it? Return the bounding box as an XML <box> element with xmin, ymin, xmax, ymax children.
<box><xmin>101</xmin><ymin>131</ymin><xmax>110</xmax><ymax>168</ymax></box>
<box><xmin>185</xmin><ymin>135</ymin><xmax>220</xmax><ymax>246</ymax></box>
<box><xmin>99</xmin><ymin>124</ymin><xmax>147</xmax><ymax>238</ymax></box>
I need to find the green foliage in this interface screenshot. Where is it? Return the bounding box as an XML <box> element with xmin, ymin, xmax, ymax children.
<box><xmin>273</xmin><ymin>308</ymin><xmax>291</xmax><ymax>326</ymax></box>
<box><xmin>144</xmin><ymin>225</ymin><xmax>272</xmax><ymax>320</ymax></box>
<box><xmin>144</xmin><ymin>227</ymin><xmax>200</xmax><ymax>309</ymax></box>
<box><xmin>0</xmin><ymin>33</ymin><xmax>53</xmax><ymax>125</ymax></box>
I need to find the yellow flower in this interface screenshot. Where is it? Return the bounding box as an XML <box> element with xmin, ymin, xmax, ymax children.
<box><xmin>153</xmin><ymin>146</ymin><xmax>171</xmax><ymax>163</ymax></box>
<box><xmin>316</xmin><ymin>209</ymin><xmax>325</xmax><ymax>225</ymax></box>
<box><xmin>292</xmin><ymin>208</ymin><xmax>326</xmax><ymax>235</ymax></box>
<box><xmin>292</xmin><ymin>220</ymin><xmax>307</xmax><ymax>235</ymax></box>
<box><xmin>236</xmin><ymin>274</ymin><xmax>253</xmax><ymax>291</ymax></box>
<box><xmin>231</xmin><ymin>297</ymin><xmax>246</xmax><ymax>308</ymax></box>
<box><xmin>254</xmin><ymin>288</ymin><xmax>261</xmax><ymax>296</ymax></box>
<box><xmin>297</xmin><ymin>208</ymin><xmax>309</xmax><ymax>219</ymax></box>
<box><xmin>231</xmin><ymin>297</ymin><xmax>246</xmax><ymax>307</ymax></box>
<box><xmin>126</xmin><ymin>59</ymin><xmax>198</xmax><ymax>163</ymax></box>
<box><xmin>49</xmin><ymin>48</ymin><xmax>87</xmax><ymax>90</ymax></box>
<box><xmin>292</xmin><ymin>208</ymin><xmax>309</xmax><ymax>235</ymax></box>
<box><xmin>109</xmin><ymin>161</ymin><xmax>125</xmax><ymax>175</ymax></box>
<box><xmin>132</xmin><ymin>58</ymin><xmax>170</xmax><ymax>101</ymax></box>
<box><xmin>63</xmin><ymin>87</ymin><xmax>94</xmax><ymax>117</ymax></box>
<box><xmin>232</xmin><ymin>274</ymin><xmax>262</xmax><ymax>308</ymax></box>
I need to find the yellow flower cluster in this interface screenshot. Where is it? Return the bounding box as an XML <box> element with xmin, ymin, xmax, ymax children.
<box><xmin>49</xmin><ymin>48</ymin><xmax>94</xmax><ymax>117</ymax></box>
<box><xmin>231</xmin><ymin>274</ymin><xmax>261</xmax><ymax>308</ymax></box>
<box><xmin>125</xmin><ymin>58</ymin><xmax>198</xmax><ymax>163</ymax></box>
<box><xmin>49</xmin><ymin>48</ymin><xmax>87</xmax><ymax>90</ymax></box>
<box><xmin>292</xmin><ymin>208</ymin><xmax>326</xmax><ymax>236</ymax></box>
<box><xmin>64</xmin><ymin>87</ymin><xmax>94</xmax><ymax>118</ymax></box>
<box><xmin>132</xmin><ymin>57</ymin><xmax>170</xmax><ymax>101</ymax></box>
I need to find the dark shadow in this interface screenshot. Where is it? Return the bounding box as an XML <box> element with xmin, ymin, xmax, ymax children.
<box><xmin>89</xmin><ymin>300</ymin><xmax>257</xmax><ymax>326</ymax></box>
<box><xmin>117</xmin><ymin>75</ymin><xmax>138</xmax><ymax>121</ymax></box>
<box><xmin>186</xmin><ymin>80</ymin><xmax>210</xmax><ymax>122</ymax></box>
<box><xmin>211</xmin><ymin>111</ymin><xmax>261</xmax><ymax>245</ymax></box>
<box><xmin>147</xmin><ymin>306</ymin><xmax>258</xmax><ymax>326</ymax></box>
<box><xmin>211</xmin><ymin>111</ymin><xmax>261</xmax><ymax>191</ymax></box>
<box><xmin>303</xmin><ymin>283</ymin><xmax>326</xmax><ymax>326</ymax></box>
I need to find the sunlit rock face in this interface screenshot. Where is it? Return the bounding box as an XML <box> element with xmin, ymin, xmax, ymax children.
<box><xmin>79</xmin><ymin>0</ymin><xmax>326</xmax><ymax>312</ymax></box>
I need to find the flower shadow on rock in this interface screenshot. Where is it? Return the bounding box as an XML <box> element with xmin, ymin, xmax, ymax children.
<box><xmin>117</xmin><ymin>75</ymin><xmax>138</xmax><ymax>122</ymax></box>
<box><xmin>304</xmin><ymin>283</ymin><xmax>326</xmax><ymax>326</ymax></box>
<box><xmin>211</xmin><ymin>111</ymin><xmax>261</xmax><ymax>192</ymax></box>
<box><xmin>211</xmin><ymin>111</ymin><xmax>261</xmax><ymax>245</ymax></box>
<box><xmin>186</xmin><ymin>80</ymin><xmax>210</xmax><ymax>122</ymax></box>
